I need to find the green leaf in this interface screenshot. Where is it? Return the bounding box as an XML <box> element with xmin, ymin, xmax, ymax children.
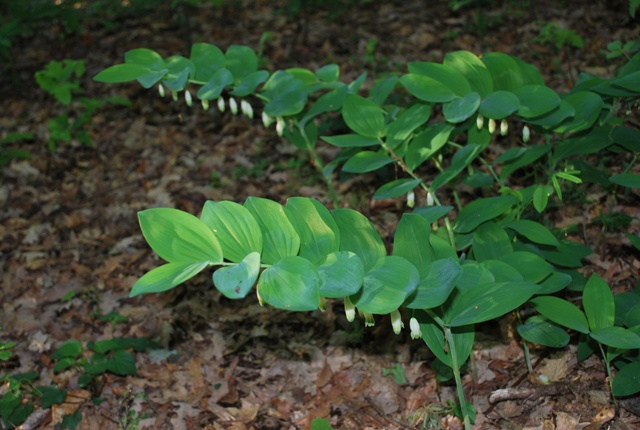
<box><xmin>482</xmin><ymin>52</ymin><xmax>543</xmax><ymax>91</ymax></box>
<box><xmin>443</xmin><ymin>92</ymin><xmax>481</xmax><ymax>123</ymax></box>
<box><xmin>552</xmin><ymin>127</ymin><xmax>614</xmax><ymax>163</ymax></box>
<box><xmin>201</xmin><ymin>200</ymin><xmax>263</xmax><ymax>263</ymax></box>
<box><xmin>612</xmin><ymin>126</ymin><xmax>640</xmax><ymax>152</ymax></box>
<box><xmin>316</xmin><ymin>64</ymin><xmax>340</xmax><ymax>82</ymax></box>
<box><xmin>40</xmin><ymin>385</ymin><xmax>67</xmax><ymax>408</ymax></box>
<box><xmin>353</xmin><ymin>256</ymin><xmax>419</xmax><ymax>314</ymax></box>
<box><xmin>472</xmin><ymin>222</ymin><xmax>513</xmax><ymax>262</ymax></box>
<box><xmin>612</xmin><ymin>361</ymin><xmax>640</xmax><ymax>396</ymax></box>
<box><xmin>478</xmin><ymin>91</ymin><xmax>520</xmax><ymax>119</ymax></box>
<box><xmin>483</xmin><ymin>260</ymin><xmax>523</xmax><ymax>282</ymax></box>
<box><xmin>286</xmin><ymin>67</ymin><xmax>318</xmax><ymax>86</ymax></box>
<box><xmin>342</xmin><ymin>150</ymin><xmax>393</xmax><ymax>173</ymax></box>
<box><xmin>513</xmin><ymin>85</ymin><xmax>561</xmax><ymax>118</ymax></box>
<box><xmin>230</xmin><ymin>70</ymin><xmax>270</xmax><ymax>97</ymax></box>
<box><xmin>500</xmin><ymin>144</ymin><xmax>551</xmax><ymax>179</ymax></box>
<box><xmin>373</xmin><ymin>178</ymin><xmax>422</xmax><ymax>200</ymax></box>
<box><xmin>444</xmin><ymin>50</ymin><xmax>493</xmax><ymax>97</ymax></box>
<box><xmin>583</xmin><ymin>273</ymin><xmax>615</xmax><ymax>332</ymax></box>
<box><xmin>332</xmin><ymin>209</ymin><xmax>386</xmax><ymax>271</ymax></box>
<box><xmin>197</xmin><ymin>68</ymin><xmax>234</xmax><ymax>100</ymax></box>
<box><xmin>400</xmin><ymin>73</ymin><xmax>457</xmax><ymax>103</ymax></box>
<box><xmin>244</xmin><ymin>197</ymin><xmax>300</xmax><ymax>265</ymax></box>
<box><xmin>342</xmin><ymin>94</ymin><xmax>385</xmax><ymax>138</ymax></box>
<box><xmin>628</xmin><ymin>233</ymin><xmax>640</xmax><ymax>251</ymax></box>
<box><xmin>453</xmin><ymin>196</ymin><xmax>518</xmax><ymax>233</ymax></box>
<box><xmin>412</xmin><ymin>205</ymin><xmax>453</xmax><ymax>224</ymax></box>
<box><xmin>404</xmin><ymin>258</ymin><xmax>462</xmax><ymax>309</ymax></box>
<box><xmin>386</xmin><ymin>103</ymin><xmax>432</xmax><ymax>148</ymax></box>
<box><xmin>418</xmin><ymin>312</ymin><xmax>474</xmax><ymax>370</ymax></box>
<box><xmin>553</xmin><ymin>91</ymin><xmax>603</xmax><ymax>134</ymax></box>
<box><xmin>504</xmin><ymin>220</ymin><xmax>560</xmax><ymax>247</ymax></box>
<box><xmin>502</xmin><ymin>251</ymin><xmax>553</xmax><ymax>283</ymax></box>
<box><xmin>224</xmin><ymin>45</ymin><xmax>258</xmax><ymax>79</ymax></box>
<box><xmin>368</xmin><ymin>76</ymin><xmax>399</xmax><ymax>105</ymax></box>
<box><xmin>107</xmin><ymin>350</ymin><xmax>137</xmax><ymax>376</ymax></box>
<box><xmin>538</xmin><ymin>271</ymin><xmax>573</xmax><ymax>294</ymax></box>
<box><xmin>393</xmin><ymin>214</ymin><xmax>437</xmax><ymax>274</ymax></box>
<box><xmin>609</xmin><ymin>173</ymin><xmax>640</xmax><ymax>189</ymax></box>
<box><xmin>125</xmin><ymin>48</ymin><xmax>164</xmax><ymax>69</ymax></box>
<box><xmin>431</xmin><ymin>144</ymin><xmax>482</xmax><ymax>191</ymax></box>
<box><xmin>93</xmin><ymin>64</ymin><xmax>154</xmax><ymax>83</ymax></box>
<box><xmin>285</xmin><ymin>197</ymin><xmax>340</xmax><ymax>265</ymax></box>
<box><xmin>529</xmin><ymin>296</ymin><xmax>590</xmax><ymax>333</ymax></box>
<box><xmin>190</xmin><ymin>43</ymin><xmax>225</xmax><ymax>82</ymax></box>
<box><xmin>590</xmin><ymin>326</ymin><xmax>640</xmax><ymax>349</ymax></box>
<box><xmin>517</xmin><ymin>316</ymin><xmax>569</xmax><ymax>348</ymax></box>
<box><xmin>301</xmin><ymin>85</ymin><xmax>348</xmax><ymax>125</ymax></box>
<box><xmin>311</xmin><ymin>417</ymin><xmax>334</xmax><ymax>430</ymax></box>
<box><xmin>138</xmin><ymin>208</ymin><xmax>222</xmax><ymax>264</ymax></box>
<box><xmin>130</xmin><ymin>261</ymin><xmax>210</xmax><ymax>296</ymax></box>
<box><xmin>317</xmin><ymin>251</ymin><xmax>364</xmax><ymax>298</ymax></box>
<box><xmin>213</xmin><ymin>252</ymin><xmax>261</xmax><ymax>299</ymax></box>
<box><xmin>321</xmin><ymin>134</ymin><xmax>379</xmax><ymax>148</ymax></box>
<box><xmin>406</xmin><ymin>123</ymin><xmax>454</xmax><ymax>170</ymax></box>
<box><xmin>162</xmin><ymin>56</ymin><xmax>193</xmax><ymax>91</ymax></box>
<box><xmin>257</xmin><ymin>256</ymin><xmax>320</xmax><ymax>311</ymax></box>
<box><xmin>408</xmin><ymin>61</ymin><xmax>473</xmax><ymax>96</ymax></box>
<box><xmin>262</xmin><ymin>71</ymin><xmax>308</xmax><ymax>117</ymax></box>
<box><xmin>446</xmin><ymin>281</ymin><xmax>540</xmax><ymax>327</ymax></box>
<box><xmin>51</xmin><ymin>340</ymin><xmax>83</xmax><ymax>359</ymax></box>
<box><xmin>532</xmin><ymin>184</ymin><xmax>553</xmax><ymax>213</ymax></box>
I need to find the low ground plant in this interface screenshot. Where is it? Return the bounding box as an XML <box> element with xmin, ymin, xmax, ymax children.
<box><xmin>95</xmin><ymin>41</ymin><xmax>640</xmax><ymax>428</ymax></box>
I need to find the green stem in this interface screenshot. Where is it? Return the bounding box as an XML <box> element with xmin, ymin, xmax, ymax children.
<box><xmin>598</xmin><ymin>343</ymin><xmax>615</xmax><ymax>393</ymax></box>
<box><xmin>299</xmin><ymin>125</ymin><xmax>339</xmax><ymax>208</ymax></box>
<box><xmin>444</xmin><ymin>326</ymin><xmax>473</xmax><ymax>430</ymax></box>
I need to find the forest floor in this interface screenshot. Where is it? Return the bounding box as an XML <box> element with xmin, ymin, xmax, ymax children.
<box><xmin>1</xmin><ymin>0</ymin><xmax>640</xmax><ymax>429</ymax></box>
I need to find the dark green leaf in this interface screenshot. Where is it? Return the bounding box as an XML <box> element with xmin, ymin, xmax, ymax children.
<box><xmin>478</xmin><ymin>91</ymin><xmax>520</xmax><ymax>119</ymax></box>
<box><xmin>406</xmin><ymin>123</ymin><xmax>454</xmax><ymax>170</ymax></box>
<box><xmin>513</xmin><ymin>85</ymin><xmax>561</xmax><ymax>118</ymax></box>
<box><xmin>262</xmin><ymin>71</ymin><xmax>308</xmax><ymax>117</ymax></box>
<box><xmin>443</xmin><ymin>92</ymin><xmax>481</xmax><ymax>123</ymax></box>
<box><xmin>317</xmin><ymin>251</ymin><xmax>364</xmax><ymax>298</ymax></box>
<box><xmin>39</xmin><ymin>385</ymin><xmax>67</xmax><ymax>408</ymax></box>
<box><xmin>404</xmin><ymin>258</ymin><xmax>462</xmax><ymax>309</ymax></box>
<box><xmin>107</xmin><ymin>350</ymin><xmax>137</xmax><ymax>376</ymax></box>
<box><xmin>554</xmin><ymin>91</ymin><xmax>603</xmax><ymax>134</ymax></box>
<box><xmin>472</xmin><ymin>222</ymin><xmax>513</xmax><ymax>262</ymax></box>
<box><xmin>530</xmin><ymin>296</ymin><xmax>590</xmax><ymax>333</ymax></box>
<box><xmin>373</xmin><ymin>178</ymin><xmax>422</xmax><ymax>200</ymax></box>
<box><xmin>431</xmin><ymin>144</ymin><xmax>482</xmax><ymax>191</ymax></box>
<box><xmin>225</xmin><ymin>45</ymin><xmax>258</xmax><ymax>79</ymax></box>
<box><xmin>453</xmin><ymin>196</ymin><xmax>518</xmax><ymax>233</ymax></box>
<box><xmin>504</xmin><ymin>220</ymin><xmax>560</xmax><ymax>247</ymax></box>
<box><xmin>386</xmin><ymin>103</ymin><xmax>432</xmax><ymax>148</ymax></box>
<box><xmin>342</xmin><ymin>94</ymin><xmax>385</xmax><ymax>138</ymax></box>
<box><xmin>230</xmin><ymin>70</ymin><xmax>270</xmax><ymax>96</ymax></box>
<box><xmin>51</xmin><ymin>340</ymin><xmax>83</xmax><ymax>359</ymax></box>
<box><xmin>417</xmin><ymin>311</ymin><xmax>474</xmax><ymax>370</ymax></box>
<box><xmin>444</xmin><ymin>50</ymin><xmax>493</xmax><ymax>97</ymax></box>
<box><xmin>501</xmin><ymin>251</ymin><xmax>553</xmax><ymax>283</ymax></box>
<box><xmin>332</xmin><ymin>208</ymin><xmax>386</xmax><ymax>271</ymax></box>
<box><xmin>583</xmin><ymin>273</ymin><xmax>615</xmax><ymax>332</ymax></box>
<box><xmin>590</xmin><ymin>326</ymin><xmax>640</xmax><ymax>349</ymax></box>
<box><xmin>190</xmin><ymin>43</ymin><xmax>225</xmax><ymax>82</ymax></box>
<box><xmin>342</xmin><ymin>150</ymin><xmax>393</xmax><ymax>173</ymax></box>
<box><xmin>197</xmin><ymin>68</ymin><xmax>234</xmax><ymax>100</ymax></box>
<box><xmin>609</xmin><ymin>173</ymin><xmax>640</xmax><ymax>189</ymax></box>
<box><xmin>321</xmin><ymin>134</ymin><xmax>379</xmax><ymax>148</ymax></box>
<box><xmin>517</xmin><ymin>316</ymin><xmax>569</xmax><ymax>348</ymax></box>
<box><xmin>612</xmin><ymin>361</ymin><xmax>640</xmax><ymax>396</ymax></box>
<box><xmin>285</xmin><ymin>197</ymin><xmax>340</xmax><ymax>265</ymax></box>
<box><xmin>400</xmin><ymin>73</ymin><xmax>457</xmax><ymax>103</ymax></box>
<box><xmin>408</xmin><ymin>61</ymin><xmax>473</xmax><ymax>96</ymax></box>
<box><xmin>393</xmin><ymin>213</ymin><xmax>437</xmax><ymax>276</ymax></box>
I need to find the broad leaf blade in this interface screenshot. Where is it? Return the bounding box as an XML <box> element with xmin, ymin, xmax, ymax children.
<box><xmin>453</xmin><ymin>196</ymin><xmax>518</xmax><ymax>233</ymax></box>
<box><xmin>131</xmin><ymin>261</ymin><xmax>210</xmax><ymax>297</ymax></box>
<box><xmin>257</xmin><ymin>256</ymin><xmax>320</xmax><ymax>311</ymax></box>
<box><xmin>285</xmin><ymin>197</ymin><xmax>339</xmax><ymax>265</ymax></box>
<box><xmin>404</xmin><ymin>258</ymin><xmax>462</xmax><ymax>309</ymax></box>
<box><xmin>332</xmin><ymin>208</ymin><xmax>386</xmax><ymax>271</ymax></box>
<box><xmin>318</xmin><ymin>251</ymin><xmax>364</xmax><ymax>298</ymax></box>
<box><xmin>583</xmin><ymin>273</ymin><xmax>615</xmax><ymax>332</ymax></box>
<box><xmin>517</xmin><ymin>316</ymin><xmax>569</xmax><ymax>348</ymax></box>
<box><xmin>213</xmin><ymin>252</ymin><xmax>261</xmax><ymax>299</ymax></box>
<box><xmin>529</xmin><ymin>296</ymin><xmax>590</xmax><ymax>334</ymax></box>
<box><xmin>342</xmin><ymin>94</ymin><xmax>385</xmax><ymax>138</ymax></box>
<box><xmin>417</xmin><ymin>311</ymin><xmax>474</xmax><ymax>370</ymax></box>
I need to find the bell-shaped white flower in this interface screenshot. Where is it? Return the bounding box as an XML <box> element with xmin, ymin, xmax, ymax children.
<box><xmin>276</xmin><ymin>117</ymin><xmax>285</xmax><ymax>137</ymax></box>
<box><xmin>488</xmin><ymin>118</ymin><xmax>496</xmax><ymax>134</ymax></box>
<box><xmin>256</xmin><ymin>287</ymin><xmax>265</xmax><ymax>306</ymax></box>
<box><xmin>407</xmin><ymin>191</ymin><xmax>415</xmax><ymax>208</ymax></box>
<box><xmin>318</xmin><ymin>296</ymin><xmax>327</xmax><ymax>312</ymax></box>
<box><xmin>171</xmin><ymin>90</ymin><xmax>178</xmax><ymax>102</ymax></box>
<box><xmin>185</xmin><ymin>89</ymin><xmax>193</xmax><ymax>107</ymax></box>
<box><xmin>476</xmin><ymin>114</ymin><xmax>484</xmax><ymax>130</ymax></box>
<box><xmin>426</xmin><ymin>192</ymin><xmax>434</xmax><ymax>207</ymax></box>
<box><xmin>410</xmin><ymin>317</ymin><xmax>422</xmax><ymax>340</ymax></box>
<box><xmin>390</xmin><ymin>309</ymin><xmax>404</xmax><ymax>335</ymax></box>
<box><xmin>362</xmin><ymin>311</ymin><xmax>375</xmax><ymax>327</ymax></box>
<box><xmin>344</xmin><ymin>296</ymin><xmax>355</xmax><ymax>322</ymax></box>
<box><xmin>158</xmin><ymin>84</ymin><xmax>165</xmax><ymax>98</ymax></box>
<box><xmin>500</xmin><ymin>119</ymin><xmax>508</xmax><ymax>136</ymax></box>
<box><xmin>262</xmin><ymin>111</ymin><xmax>274</xmax><ymax>128</ymax></box>
<box><xmin>522</xmin><ymin>125</ymin><xmax>531</xmax><ymax>143</ymax></box>
<box><xmin>201</xmin><ymin>99</ymin><xmax>210</xmax><ymax>111</ymax></box>
<box><xmin>217</xmin><ymin>96</ymin><xmax>225</xmax><ymax>112</ymax></box>
<box><xmin>229</xmin><ymin>97</ymin><xmax>238</xmax><ymax>115</ymax></box>
<box><xmin>241</xmin><ymin>100</ymin><xmax>254</xmax><ymax>119</ymax></box>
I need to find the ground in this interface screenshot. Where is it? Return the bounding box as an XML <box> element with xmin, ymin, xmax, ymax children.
<box><xmin>1</xmin><ymin>1</ymin><xmax>640</xmax><ymax>429</ymax></box>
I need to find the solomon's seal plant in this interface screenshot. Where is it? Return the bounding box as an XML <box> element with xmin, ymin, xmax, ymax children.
<box><xmin>95</xmin><ymin>42</ymin><xmax>640</xmax><ymax>429</ymax></box>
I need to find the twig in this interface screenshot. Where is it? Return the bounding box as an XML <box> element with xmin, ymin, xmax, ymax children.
<box><xmin>489</xmin><ymin>383</ymin><xmax>566</xmax><ymax>404</ymax></box>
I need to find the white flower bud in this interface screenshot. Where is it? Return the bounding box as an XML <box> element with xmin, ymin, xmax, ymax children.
<box><xmin>201</xmin><ymin>99</ymin><xmax>210</xmax><ymax>111</ymax></box>
<box><xmin>426</xmin><ymin>192</ymin><xmax>434</xmax><ymax>207</ymax></box>
<box><xmin>241</xmin><ymin>100</ymin><xmax>254</xmax><ymax>119</ymax></box>
<box><xmin>256</xmin><ymin>287</ymin><xmax>264</xmax><ymax>306</ymax></box>
<box><xmin>158</xmin><ymin>84</ymin><xmax>165</xmax><ymax>98</ymax></box>
<box><xmin>185</xmin><ymin>89</ymin><xmax>193</xmax><ymax>107</ymax></box>
<box><xmin>476</xmin><ymin>114</ymin><xmax>484</xmax><ymax>130</ymax></box>
<box><xmin>171</xmin><ymin>90</ymin><xmax>178</xmax><ymax>102</ymax></box>
<box><xmin>488</xmin><ymin>118</ymin><xmax>496</xmax><ymax>134</ymax></box>
<box><xmin>391</xmin><ymin>309</ymin><xmax>404</xmax><ymax>335</ymax></box>
<box><xmin>344</xmin><ymin>296</ymin><xmax>355</xmax><ymax>322</ymax></box>
<box><xmin>319</xmin><ymin>296</ymin><xmax>327</xmax><ymax>312</ymax></box>
<box><xmin>500</xmin><ymin>119</ymin><xmax>508</xmax><ymax>136</ymax></box>
<box><xmin>276</xmin><ymin>117</ymin><xmax>285</xmax><ymax>137</ymax></box>
<box><xmin>262</xmin><ymin>111</ymin><xmax>274</xmax><ymax>128</ymax></box>
<box><xmin>410</xmin><ymin>317</ymin><xmax>422</xmax><ymax>340</ymax></box>
<box><xmin>229</xmin><ymin>97</ymin><xmax>238</xmax><ymax>115</ymax></box>
<box><xmin>407</xmin><ymin>191</ymin><xmax>415</xmax><ymax>208</ymax></box>
<box><xmin>217</xmin><ymin>97</ymin><xmax>225</xmax><ymax>112</ymax></box>
<box><xmin>522</xmin><ymin>125</ymin><xmax>531</xmax><ymax>143</ymax></box>
<box><xmin>362</xmin><ymin>311</ymin><xmax>375</xmax><ymax>327</ymax></box>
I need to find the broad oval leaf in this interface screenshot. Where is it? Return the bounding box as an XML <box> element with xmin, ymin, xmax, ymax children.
<box><xmin>472</xmin><ymin>221</ymin><xmax>513</xmax><ymax>262</ymax></box>
<box><xmin>201</xmin><ymin>200</ymin><xmax>262</xmax><ymax>263</ymax></box>
<box><xmin>225</xmin><ymin>44</ymin><xmax>258</xmax><ymax>79</ymax></box>
<box><xmin>431</xmin><ymin>144</ymin><xmax>482</xmax><ymax>191</ymax></box>
<box><xmin>517</xmin><ymin>316</ymin><xmax>570</xmax><ymax>348</ymax></box>
<box><xmin>444</xmin><ymin>50</ymin><xmax>493</xmax><ymax>97</ymax></box>
<box><xmin>244</xmin><ymin>197</ymin><xmax>300</xmax><ymax>265</ymax></box>
<box><xmin>504</xmin><ymin>219</ymin><xmax>560</xmax><ymax>247</ymax></box>
<box><xmin>93</xmin><ymin>64</ymin><xmax>157</xmax><ymax>83</ymax></box>
<box><xmin>342</xmin><ymin>150</ymin><xmax>393</xmax><ymax>173</ymax></box>
<box><xmin>583</xmin><ymin>273</ymin><xmax>615</xmax><ymax>332</ymax></box>
<box><xmin>529</xmin><ymin>296</ymin><xmax>590</xmax><ymax>334</ymax></box>
<box><xmin>554</xmin><ymin>91</ymin><xmax>603</xmax><ymax>134</ymax></box>
<box><xmin>478</xmin><ymin>91</ymin><xmax>520</xmax><ymax>119</ymax></box>
<box><xmin>138</xmin><ymin>208</ymin><xmax>222</xmax><ymax>263</ymax></box>
<box><xmin>400</xmin><ymin>73</ymin><xmax>457</xmax><ymax>103</ymax></box>
<box><xmin>125</xmin><ymin>48</ymin><xmax>164</xmax><ymax>68</ymax></box>
<box><xmin>316</xmin><ymin>64</ymin><xmax>340</xmax><ymax>82</ymax></box>
<box><xmin>482</xmin><ymin>52</ymin><xmax>543</xmax><ymax>91</ymax></box>
<box><xmin>230</xmin><ymin>70</ymin><xmax>270</xmax><ymax>97</ymax></box>
<box><xmin>131</xmin><ymin>261</ymin><xmax>210</xmax><ymax>297</ymax></box>
<box><xmin>443</xmin><ymin>92</ymin><xmax>481</xmax><ymax>123</ymax></box>
<box><xmin>526</xmin><ymin>99</ymin><xmax>575</xmax><ymax>129</ymax></box>
<box><xmin>590</xmin><ymin>326</ymin><xmax>640</xmax><ymax>349</ymax></box>
<box><xmin>318</xmin><ymin>251</ymin><xmax>364</xmax><ymax>298</ymax></box>
<box><xmin>332</xmin><ymin>208</ymin><xmax>386</xmax><ymax>271</ymax></box>
<box><xmin>262</xmin><ymin>71</ymin><xmax>308</xmax><ymax>117</ymax></box>
<box><xmin>342</xmin><ymin>94</ymin><xmax>385</xmax><ymax>138</ymax></box>
<box><xmin>612</xmin><ymin>361</ymin><xmax>640</xmax><ymax>396</ymax></box>
<box><xmin>453</xmin><ymin>196</ymin><xmax>518</xmax><ymax>233</ymax></box>
<box><xmin>446</xmin><ymin>281</ymin><xmax>540</xmax><ymax>327</ymax></box>
<box><xmin>405</xmin><ymin>123</ymin><xmax>455</xmax><ymax>170</ymax></box>
<box><xmin>417</xmin><ymin>310</ymin><xmax>474</xmax><ymax>370</ymax></box>
<box><xmin>408</xmin><ymin>61</ymin><xmax>473</xmax><ymax>96</ymax></box>
<box><xmin>386</xmin><ymin>103</ymin><xmax>432</xmax><ymax>148</ymax></box>
<box><xmin>190</xmin><ymin>43</ymin><xmax>225</xmax><ymax>82</ymax></box>
<box><xmin>393</xmin><ymin>213</ymin><xmax>437</xmax><ymax>276</ymax></box>
<box><xmin>212</xmin><ymin>252</ymin><xmax>261</xmax><ymax>299</ymax></box>
<box><xmin>538</xmin><ymin>271</ymin><xmax>573</xmax><ymax>295</ymax></box>
<box><xmin>353</xmin><ymin>256</ymin><xmax>419</xmax><ymax>314</ymax></box>
<box><xmin>197</xmin><ymin>68</ymin><xmax>234</xmax><ymax>100</ymax></box>
<box><xmin>321</xmin><ymin>134</ymin><xmax>379</xmax><ymax>148</ymax></box>
<box><xmin>404</xmin><ymin>258</ymin><xmax>462</xmax><ymax>309</ymax></box>
<box><xmin>285</xmin><ymin>197</ymin><xmax>339</xmax><ymax>265</ymax></box>
<box><xmin>373</xmin><ymin>178</ymin><xmax>422</xmax><ymax>200</ymax></box>
<box><xmin>501</xmin><ymin>251</ymin><xmax>553</xmax><ymax>283</ymax></box>
<box><xmin>513</xmin><ymin>85</ymin><xmax>561</xmax><ymax>118</ymax></box>
<box><xmin>609</xmin><ymin>173</ymin><xmax>640</xmax><ymax>189</ymax></box>
<box><xmin>257</xmin><ymin>256</ymin><xmax>320</xmax><ymax>311</ymax></box>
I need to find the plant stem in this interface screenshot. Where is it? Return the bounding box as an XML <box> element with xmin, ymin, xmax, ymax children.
<box><xmin>444</xmin><ymin>326</ymin><xmax>472</xmax><ymax>430</ymax></box>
